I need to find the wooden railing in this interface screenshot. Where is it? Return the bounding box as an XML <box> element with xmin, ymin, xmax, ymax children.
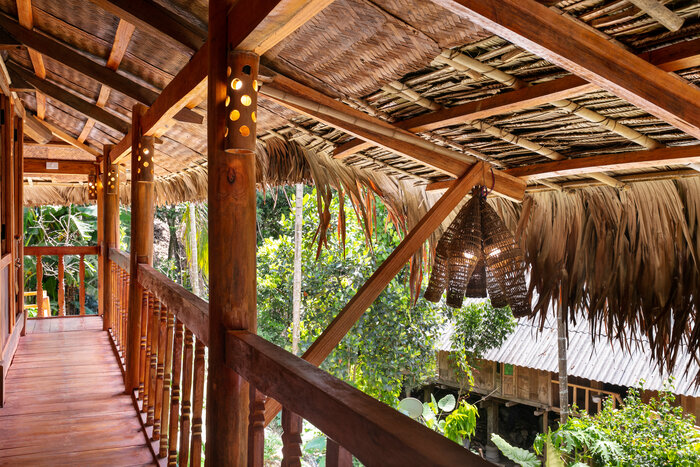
<box><xmin>107</xmin><ymin>248</ymin><xmax>131</xmax><ymax>364</ymax></box>
<box><xmin>551</xmin><ymin>380</ymin><xmax>623</xmax><ymax>413</ymax></box>
<box><xmin>24</xmin><ymin>245</ymin><xmax>99</xmax><ymax>317</ymax></box>
<box><xmin>106</xmin><ymin>245</ymin><xmax>493</xmax><ymax>466</ymax></box>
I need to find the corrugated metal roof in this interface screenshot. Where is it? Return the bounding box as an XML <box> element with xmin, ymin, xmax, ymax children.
<box><xmin>438</xmin><ymin>315</ymin><xmax>700</xmax><ymax>397</ymax></box>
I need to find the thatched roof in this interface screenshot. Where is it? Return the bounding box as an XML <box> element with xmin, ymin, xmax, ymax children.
<box><xmin>6</xmin><ymin>0</ymin><xmax>700</xmax><ymax>380</ymax></box>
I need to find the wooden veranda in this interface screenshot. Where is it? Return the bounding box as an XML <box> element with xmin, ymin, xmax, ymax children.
<box><xmin>0</xmin><ymin>0</ymin><xmax>699</xmax><ymax>465</ymax></box>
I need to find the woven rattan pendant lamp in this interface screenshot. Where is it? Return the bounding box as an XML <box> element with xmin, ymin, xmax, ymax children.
<box><xmin>424</xmin><ymin>187</ymin><xmax>530</xmax><ymax>317</ymax></box>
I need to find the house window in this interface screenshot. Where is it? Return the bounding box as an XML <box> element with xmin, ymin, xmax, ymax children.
<box><xmin>503</xmin><ymin>364</ymin><xmax>514</xmax><ymax>376</ymax></box>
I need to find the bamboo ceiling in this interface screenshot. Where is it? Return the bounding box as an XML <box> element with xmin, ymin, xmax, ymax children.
<box><xmin>2</xmin><ymin>0</ymin><xmax>700</xmax><ymax>380</ymax></box>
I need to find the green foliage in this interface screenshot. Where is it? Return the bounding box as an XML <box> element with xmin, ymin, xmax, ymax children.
<box><xmin>448</xmin><ymin>301</ymin><xmax>516</xmax><ymax>391</ymax></box>
<box><xmin>257</xmin><ymin>187</ymin><xmax>443</xmax><ymax>405</ymax></box>
<box><xmin>444</xmin><ymin>400</ymin><xmax>479</xmax><ymax>444</ymax></box>
<box><xmin>532</xmin><ymin>382</ymin><xmax>700</xmax><ymax>466</ymax></box>
<box><xmin>23</xmin><ymin>205</ymin><xmax>99</xmax><ymax>315</ymax></box>
<box><xmin>492</xmin><ymin>434</ymin><xmax>541</xmax><ymax>467</ymax></box>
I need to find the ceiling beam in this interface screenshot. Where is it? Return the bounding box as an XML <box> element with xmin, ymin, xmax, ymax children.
<box><xmin>431</xmin><ymin>0</ymin><xmax>700</xmax><ymax>139</ymax></box>
<box><xmin>335</xmin><ymin>38</ymin><xmax>700</xmax><ymax>158</ymax></box>
<box><xmin>0</xmin><ymin>13</ymin><xmax>201</xmax><ymax>124</ymax></box>
<box><xmin>110</xmin><ymin>0</ymin><xmax>336</xmax><ymax>162</ymax></box>
<box><xmin>86</xmin><ymin>0</ymin><xmax>206</xmax><ymax>51</ymax></box>
<box><xmin>23</xmin><ymin>114</ymin><xmax>52</xmax><ymax>144</ymax></box>
<box><xmin>35</xmin><ymin>117</ymin><xmax>102</xmax><ymax>157</ymax></box>
<box><xmin>16</xmin><ymin>0</ymin><xmax>46</xmax><ymax>119</ymax></box>
<box><xmin>8</xmin><ymin>61</ymin><xmax>130</xmax><ymax>134</ymax></box>
<box><xmin>425</xmin><ymin>145</ymin><xmax>700</xmax><ymax>191</ymax></box>
<box><xmin>24</xmin><ymin>158</ymin><xmax>97</xmax><ymax>175</ymax></box>
<box><xmin>261</xmin><ymin>70</ymin><xmax>526</xmax><ymax>201</ymax></box>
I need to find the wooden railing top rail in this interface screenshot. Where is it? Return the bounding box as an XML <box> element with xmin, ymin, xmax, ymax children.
<box><xmin>108</xmin><ymin>247</ymin><xmax>131</xmax><ymax>272</ymax></box>
<box><xmin>137</xmin><ymin>263</ymin><xmax>209</xmax><ymax>346</ymax></box>
<box><xmin>227</xmin><ymin>330</ymin><xmax>494</xmax><ymax>467</ymax></box>
<box><xmin>24</xmin><ymin>245</ymin><xmax>99</xmax><ymax>256</ymax></box>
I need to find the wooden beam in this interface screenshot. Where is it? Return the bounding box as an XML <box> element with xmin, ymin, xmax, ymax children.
<box><xmin>628</xmin><ymin>0</ymin><xmax>683</xmax><ymax>32</ymax></box>
<box><xmin>24</xmin><ymin>158</ymin><xmax>97</xmax><ymax>175</ymax></box>
<box><xmin>111</xmin><ymin>42</ymin><xmax>209</xmax><ymax>162</ymax></box>
<box><xmin>0</xmin><ymin>13</ymin><xmax>198</xmax><ymax>125</ymax></box>
<box><xmin>23</xmin><ymin>114</ymin><xmax>52</xmax><ymax>144</ymax></box>
<box><xmin>86</xmin><ymin>0</ymin><xmax>206</xmax><ymax>51</ymax></box>
<box><xmin>265</xmin><ymin>162</ymin><xmax>487</xmax><ymax>424</ymax></box>
<box><xmin>38</xmin><ymin>119</ymin><xmax>101</xmax><ymax>157</ymax></box>
<box><xmin>238</xmin><ymin>0</ymin><xmax>336</xmax><ymax>54</ymax></box>
<box><xmin>432</xmin><ymin>0</ymin><xmax>700</xmax><ymax>139</ymax></box>
<box><xmin>8</xmin><ymin>62</ymin><xmax>130</xmax><ymax>134</ymax></box>
<box><xmin>16</xmin><ymin>0</ymin><xmax>46</xmax><ymax>119</ymax></box>
<box><xmin>505</xmin><ymin>146</ymin><xmax>700</xmax><ymax>180</ymax></box>
<box><xmin>426</xmin><ymin>145</ymin><xmax>700</xmax><ymax>190</ymax></box>
<box><xmin>335</xmin><ymin>38</ymin><xmax>700</xmax><ymax>157</ymax></box>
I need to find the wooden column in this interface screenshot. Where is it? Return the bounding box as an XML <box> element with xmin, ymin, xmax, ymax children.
<box><xmin>35</xmin><ymin>255</ymin><xmax>43</xmax><ymax>317</ymax></box>
<box><xmin>1</xmin><ymin>95</ymin><xmax>14</xmax><ymax>327</ymax></box>
<box><xmin>206</xmin><ymin>0</ymin><xmax>260</xmax><ymax>460</ymax></box>
<box><xmin>96</xmin><ymin>156</ymin><xmax>104</xmax><ymax>317</ymax></box>
<box><xmin>103</xmin><ymin>144</ymin><xmax>120</xmax><ymax>331</ymax></box>
<box><xmin>13</xmin><ymin>115</ymin><xmax>23</xmax><ymax>334</ymax></box>
<box><xmin>126</xmin><ymin>104</ymin><xmax>155</xmax><ymax>392</ymax></box>
<box><xmin>79</xmin><ymin>254</ymin><xmax>86</xmax><ymax>315</ymax></box>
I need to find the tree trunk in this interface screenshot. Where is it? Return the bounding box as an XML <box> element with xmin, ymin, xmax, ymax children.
<box><xmin>557</xmin><ymin>270</ymin><xmax>569</xmax><ymax>424</ymax></box>
<box><xmin>188</xmin><ymin>203</ymin><xmax>200</xmax><ymax>296</ymax></box>
<box><xmin>291</xmin><ymin>184</ymin><xmax>303</xmax><ymax>355</ymax></box>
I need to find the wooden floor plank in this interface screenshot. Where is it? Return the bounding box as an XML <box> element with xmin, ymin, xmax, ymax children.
<box><xmin>0</xmin><ymin>316</ymin><xmax>155</xmax><ymax>465</ymax></box>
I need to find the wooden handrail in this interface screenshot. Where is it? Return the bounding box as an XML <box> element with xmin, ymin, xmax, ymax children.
<box><xmin>137</xmin><ymin>263</ymin><xmax>209</xmax><ymax>346</ymax></box>
<box><xmin>24</xmin><ymin>245</ymin><xmax>99</xmax><ymax>256</ymax></box>
<box><xmin>226</xmin><ymin>330</ymin><xmax>494</xmax><ymax>467</ymax></box>
<box><xmin>108</xmin><ymin>247</ymin><xmax>131</xmax><ymax>272</ymax></box>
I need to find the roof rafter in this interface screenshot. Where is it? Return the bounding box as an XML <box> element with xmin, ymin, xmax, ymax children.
<box><xmin>0</xmin><ymin>12</ymin><xmax>201</xmax><ymax>124</ymax></box>
<box><xmin>334</xmin><ymin>38</ymin><xmax>700</xmax><ymax>157</ymax></box>
<box><xmin>430</xmin><ymin>0</ymin><xmax>700</xmax><ymax>138</ymax></box>
<box><xmin>8</xmin><ymin>61</ymin><xmax>130</xmax><ymax>134</ymax></box>
<box><xmin>86</xmin><ymin>0</ymin><xmax>206</xmax><ymax>51</ymax></box>
<box><xmin>16</xmin><ymin>0</ymin><xmax>46</xmax><ymax>119</ymax></box>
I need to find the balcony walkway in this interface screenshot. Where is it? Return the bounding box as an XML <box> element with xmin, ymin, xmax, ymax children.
<box><xmin>0</xmin><ymin>316</ymin><xmax>154</xmax><ymax>466</ymax></box>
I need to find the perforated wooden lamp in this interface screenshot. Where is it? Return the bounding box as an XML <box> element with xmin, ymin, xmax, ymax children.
<box><xmin>87</xmin><ymin>172</ymin><xmax>98</xmax><ymax>200</ymax></box>
<box><xmin>424</xmin><ymin>186</ymin><xmax>530</xmax><ymax>316</ymax></box>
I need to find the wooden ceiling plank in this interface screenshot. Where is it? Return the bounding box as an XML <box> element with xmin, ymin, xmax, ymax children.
<box><xmin>9</xmin><ymin>61</ymin><xmax>130</xmax><ymax>134</ymax></box>
<box><xmin>86</xmin><ymin>0</ymin><xmax>206</xmax><ymax>51</ymax></box>
<box><xmin>431</xmin><ymin>0</ymin><xmax>700</xmax><ymax>139</ymax></box>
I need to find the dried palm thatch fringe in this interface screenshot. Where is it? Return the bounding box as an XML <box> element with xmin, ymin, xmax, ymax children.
<box><xmin>498</xmin><ymin>178</ymin><xmax>700</xmax><ymax>383</ymax></box>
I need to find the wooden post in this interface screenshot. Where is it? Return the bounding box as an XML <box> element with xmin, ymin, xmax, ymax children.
<box><xmin>206</xmin><ymin>0</ymin><xmax>260</xmax><ymax>460</ymax></box>
<box><xmin>79</xmin><ymin>254</ymin><xmax>86</xmax><ymax>315</ymax></box>
<box><xmin>103</xmin><ymin>144</ymin><xmax>119</xmax><ymax>331</ymax></box>
<box><xmin>13</xmin><ymin>115</ymin><xmax>23</xmax><ymax>334</ymax></box>
<box><xmin>281</xmin><ymin>409</ymin><xmax>303</xmax><ymax>467</ymax></box>
<box><xmin>57</xmin><ymin>254</ymin><xmax>65</xmax><ymax>316</ymax></box>
<box><xmin>557</xmin><ymin>270</ymin><xmax>569</xmax><ymax>424</ymax></box>
<box><xmin>326</xmin><ymin>438</ymin><xmax>353</xmax><ymax>467</ymax></box>
<box><xmin>97</xmin><ymin>157</ymin><xmax>104</xmax><ymax>317</ymax></box>
<box><xmin>126</xmin><ymin>103</ymin><xmax>155</xmax><ymax>392</ymax></box>
<box><xmin>1</xmin><ymin>95</ymin><xmax>14</xmax><ymax>326</ymax></box>
<box><xmin>36</xmin><ymin>254</ymin><xmax>43</xmax><ymax>317</ymax></box>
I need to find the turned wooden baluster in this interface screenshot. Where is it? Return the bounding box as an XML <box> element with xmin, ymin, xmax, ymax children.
<box><xmin>153</xmin><ymin>299</ymin><xmax>167</xmax><ymax>441</ymax></box>
<box><xmin>110</xmin><ymin>262</ymin><xmax>116</xmax><ymax>329</ymax></box>
<box><xmin>36</xmin><ymin>255</ymin><xmax>43</xmax><ymax>317</ymax></box>
<box><xmin>326</xmin><ymin>438</ymin><xmax>353</xmax><ymax>467</ymax></box>
<box><xmin>159</xmin><ymin>306</ymin><xmax>175</xmax><ymax>457</ymax></box>
<box><xmin>178</xmin><ymin>329</ymin><xmax>194</xmax><ymax>466</ymax></box>
<box><xmin>248</xmin><ymin>387</ymin><xmax>267</xmax><ymax>467</ymax></box>
<box><xmin>116</xmin><ymin>268</ymin><xmax>122</xmax><ymax>350</ymax></box>
<box><xmin>121</xmin><ymin>270</ymin><xmax>128</xmax><ymax>352</ymax></box>
<box><xmin>79</xmin><ymin>253</ymin><xmax>86</xmax><ymax>315</ymax></box>
<box><xmin>281</xmin><ymin>408</ymin><xmax>303</xmax><ymax>467</ymax></box>
<box><xmin>138</xmin><ymin>289</ymin><xmax>150</xmax><ymax>402</ymax></box>
<box><xmin>147</xmin><ymin>293</ymin><xmax>160</xmax><ymax>426</ymax></box>
<box><xmin>190</xmin><ymin>338</ymin><xmax>205</xmax><ymax>466</ymax></box>
<box><xmin>57</xmin><ymin>254</ymin><xmax>65</xmax><ymax>316</ymax></box>
<box><xmin>167</xmin><ymin>320</ymin><xmax>184</xmax><ymax>465</ymax></box>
